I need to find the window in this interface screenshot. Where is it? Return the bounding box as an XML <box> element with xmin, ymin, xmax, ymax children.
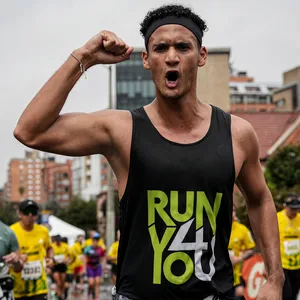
<box><xmin>276</xmin><ymin>98</ymin><xmax>286</xmax><ymax>108</ymax></box>
<box><xmin>28</xmin><ymin>185</ymin><xmax>33</xmax><ymax>190</ymax></box>
<box><xmin>28</xmin><ymin>164</ymin><xmax>33</xmax><ymax>168</ymax></box>
<box><xmin>230</xmin><ymin>86</ymin><xmax>238</xmax><ymax>92</ymax></box>
<box><xmin>245</xmin><ymin>86</ymin><xmax>261</xmax><ymax>92</ymax></box>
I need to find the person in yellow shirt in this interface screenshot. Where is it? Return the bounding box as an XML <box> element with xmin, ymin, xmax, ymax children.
<box><xmin>61</xmin><ymin>237</ymin><xmax>77</xmax><ymax>300</ymax></box>
<box><xmin>278</xmin><ymin>193</ymin><xmax>300</xmax><ymax>300</ymax></box>
<box><xmin>51</xmin><ymin>235</ymin><xmax>70</xmax><ymax>300</ymax></box>
<box><xmin>107</xmin><ymin>229</ymin><xmax>120</xmax><ymax>286</ymax></box>
<box><xmin>228</xmin><ymin>206</ymin><xmax>255</xmax><ymax>298</ymax></box>
<box><xmin>10</xmin><ymin>199</ymin><xmax>54</xmax><ymax>300</ymax></box>
<box><xmin>84</xmin><ymin>230</ymin><xmax>106</xmax><ymax>252</ymax></box>
<box><xmin>71</xmin><ymin>235</ymin><xmax>85</xmax><ymax>292</ymax></box>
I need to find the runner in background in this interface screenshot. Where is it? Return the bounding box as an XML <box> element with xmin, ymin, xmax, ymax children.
<box><xmin>61</xmin><ymin>237</ymin><xmax>76</xmax><ymax>300</ymax></box>
<box><xmin>107</xmin><ymin>230</ymin><xmax>120</xmax><ymax>286</ymax></box>
<box><xmin>71</xmin><ymin>235</ymin><xmax>85</xmax><ymax>293</ymax></box>
<box><xmin>84</xmin><ymin>230</ymin><xmax>106</xmax><ymax>253</ymax></box>
<box><xmin>84</xmin><ymin>233</ymin><xmax>106</xmax><ymax>300</ymax></box>
<box><xmin>10</xmin><ymin>199</ymin><xmax>54</xmax><ymax>300</ymax></box>
<box><xmin>51</xmin><ymin>235</ymin><xmax>70</xmax><ymax>300</ymax></box>
<box><xmin>228</xmin><ymin>205</ymin><xmax>255</xmax><ymax>298</ymax></box>
<box><xmin>277</xmin><ymin>193</ymin><xmax>300</xmax><ymax>300</ymax></box>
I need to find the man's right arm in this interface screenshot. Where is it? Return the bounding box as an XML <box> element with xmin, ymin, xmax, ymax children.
<box><xmin>14</xmin><ymin>31</ymin><xmax>133</xmax><ymax>157</ymax></box>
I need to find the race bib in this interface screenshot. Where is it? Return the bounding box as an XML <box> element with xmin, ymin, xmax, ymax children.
<box><xmin>54</xmin><ymin>254</ymin><xmax>65</xmax><ymax>263</ymax></box>
<box><xmin>21</xmin><ymin>260</ymin><xmax>42</xmax><ymax>281</ymax></box>
<box><xmin>284</xmin><ymin>239</ymin><xmax>300</xmax><ymax>256</ymax></box>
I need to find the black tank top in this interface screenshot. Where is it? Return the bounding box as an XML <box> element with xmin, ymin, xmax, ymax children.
<box><xmin>117</xmin><ymin>106</ymin><xmax>235</xmax><ymax>300</ymax></box>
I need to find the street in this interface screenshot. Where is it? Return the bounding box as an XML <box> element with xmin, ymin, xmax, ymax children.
<box><xmin>68</xmin><ymin>285</ymin><xmax>113</xmax><ymax>300</ymax></box>
<box><xmin>49</xmin><ymin>282</ymin><xmax>113</xmax><ymax>300</ymax></box>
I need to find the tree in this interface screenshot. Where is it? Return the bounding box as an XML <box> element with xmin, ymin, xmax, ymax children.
<box><xmin>56</xmin><ymin>196</ymin><xmax>97</xmax><ymax>234</ymax></box>
<box><xmin>265</xmin><ymin>145</ymin><xmax>300</xmax><ymax>207</ymax></box>
<box><xmin>0</xmin><ymin>201</ymin><xmax>19</xmax><ymax>226</ymax></box>
<box><xmin>235</xmin><ymin>145</ymin><xmax>300</xmax><ymax>229</ymax></box>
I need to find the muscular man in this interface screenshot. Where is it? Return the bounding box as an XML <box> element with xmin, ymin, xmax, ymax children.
<box><xmin>14</xmin><ymin>4</ymin><xmax>284</xmax><ymax>300</ymax></box>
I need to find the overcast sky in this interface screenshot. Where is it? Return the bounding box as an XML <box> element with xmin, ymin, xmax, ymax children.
<box><xmin>0</xmin><ymin>0</ymin><xmax>299</xmax><ymax>187</ymax></box>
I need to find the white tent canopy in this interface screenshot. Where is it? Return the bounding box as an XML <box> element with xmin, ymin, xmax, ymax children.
<box><xmin>48</xmin><ymin>215</ymin><xmax>85</xmax><ymax>245</ymax></box>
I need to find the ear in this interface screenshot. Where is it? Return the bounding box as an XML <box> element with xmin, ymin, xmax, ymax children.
<box><xmin>142</xmin><ymin>50</ymin><xmax>150</xmax><ymax>70</ymax></box>
<box><xmin>198</xmin><ymin>46</ymin><xmax>208</xmax><ymax>67</ymax></box>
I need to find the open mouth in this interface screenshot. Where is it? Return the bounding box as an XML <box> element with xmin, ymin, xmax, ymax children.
<box><xmin>165</xmin><ymin>71</ymin><xmax>179</xmax><ymax>88</ymax></box>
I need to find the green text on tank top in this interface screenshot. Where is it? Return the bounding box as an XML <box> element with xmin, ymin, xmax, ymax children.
<box><xmin>148</xmin><ymin>190</ymin><xmax>222</xmax><ymax>284</ymax></box>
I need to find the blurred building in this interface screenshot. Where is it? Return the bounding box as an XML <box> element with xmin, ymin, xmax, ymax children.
<box><xmin>272</xmin><ymin>66</ymin><xmax>300</xmax><ymax>112</ymax></box>
<box><xmin>5</xmin><ymin>150</ymin><xmax>73</xmax><ymax>207</ymax></box>
<box><xmin>100</xmin><ymin>156</ymin><xmax>117</xmax><ymax>190</ymax></box>
<box><xmin>5</xmin><ymin>151</ymin><xmax>44</xmax><ymax>204</ymax></box>
<box><xmin>230</xmin><ymin>81</ymin><xmax>280</xmax><ymax>112</ymax></box>
<box><xmin>72</xmin><ymin>155</ymin><xmax>101</xmax><ymax>201</ymax></box>
<box><xmin>44</xmin><ymin>159</ymin><xmax>72</xmax><ymax>208</ymax></box>
<box><xmin>230</xmin><ymin>70</ymin><xmax>254</xmax><ymax>83</ymax></box>
<box><xmin>197</xmin><ymin>47</ymin><xmax>231</xmax><ymax>111</ymax></box>
<box><xmin>116</xmin><ymin>47</ymin><xmax>231</xmax><ymax>112</ymax></box>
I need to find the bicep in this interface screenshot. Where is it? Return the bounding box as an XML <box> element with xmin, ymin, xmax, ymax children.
<box><xmin>23</xmin><ymin>110</ymin><xmax>115</xmax><ymax>157</ymax></box>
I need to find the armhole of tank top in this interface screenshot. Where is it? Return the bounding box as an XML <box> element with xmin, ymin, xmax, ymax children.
<box><xmin>227</xmin><ymin>112</ymin><xmax>236</xmax><ymax>182</ymax></box>
<box><xmin>118</xmin><ymin>110</ymin><xmax>136</xmax><ymax>207</ymax></box>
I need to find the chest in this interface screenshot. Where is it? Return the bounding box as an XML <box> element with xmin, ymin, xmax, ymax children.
<box><xmin>18</xmin><ymin>233</ymin><xmax>45</xmax><ymax>255</ymax></box>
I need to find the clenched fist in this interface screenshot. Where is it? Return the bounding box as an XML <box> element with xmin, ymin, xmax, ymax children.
<box><xmin>75</xmin><ymin>30</ymin><xmax>134</xmax><ymax>68</ymax></box>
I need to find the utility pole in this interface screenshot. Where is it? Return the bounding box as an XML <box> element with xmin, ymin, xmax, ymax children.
<box><xmin>106</xmin><ymin>65</ymin><xmax>115</xmax><ymax>249</ymax></box>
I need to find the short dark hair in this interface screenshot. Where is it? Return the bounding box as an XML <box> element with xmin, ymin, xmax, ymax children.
<box><xmin>140</xmin><ymin>4</ymin><xmax>208</xmax><ymax>47</ymax></box>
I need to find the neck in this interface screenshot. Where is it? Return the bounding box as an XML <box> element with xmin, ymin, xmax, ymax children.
<box><xmin>20</xmin><ymin>221</ymin><xmax>34</xmax><ymax>231</ymax></box>
<box><xmin>153</xmin><ymin>93</ymin><xmax>209</xmax><ymax>130</ymax></box>
<box><xmin>285</xmin><ymin>209</ymin><xmax>296</xmax><ymax>220</ymax></box>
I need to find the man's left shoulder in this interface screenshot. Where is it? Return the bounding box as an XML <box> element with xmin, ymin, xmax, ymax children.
<box><xmin>230</xmin><ymin>114</ymin><xmax>259</xmax><ymax>154</ymax></box>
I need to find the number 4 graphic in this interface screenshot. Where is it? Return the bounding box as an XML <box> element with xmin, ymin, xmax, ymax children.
<box><xmin>169</xmin><ymin>218</ymin><xmax>216</xmax><ymax>281</ymax></box>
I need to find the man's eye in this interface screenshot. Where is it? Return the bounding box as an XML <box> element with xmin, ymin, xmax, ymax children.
<box><xmin>178</xmin><ymin>44</ymin><xmax>189</xmax><ymax>51</ymax></box>
<box><xmin>155</xmin><ymin>45</ymin><xmax>167</xmax><ymax>52</ymax></box>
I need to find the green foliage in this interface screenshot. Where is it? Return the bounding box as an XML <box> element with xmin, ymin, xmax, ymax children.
<box><xmin>44</xmin><ymin>199</ymin><xmax>61</xmax><ymax>216</ymax></box>
<box><xmin>236</xmin><ymin>145</ymin><xmax>300</xmax><ymax>229</ymax></box>
<box><xmin>0</xmin><ymin>201</ymin><xmax>18</xmax><ymax>225</ymax></box>
<box><xmin>265</xmin><ymin>145</ymin><xmax>300</xmax><ymax>209</ymax></box>
<box><xmin>56</xmin><ymin>196</ymin><xmax>97</xmax><ymax>234</ymax></box>
<box><xmin>265</xmin><ymin>145</ymin><xmax>300</xmax><ymax>189</ymax></box>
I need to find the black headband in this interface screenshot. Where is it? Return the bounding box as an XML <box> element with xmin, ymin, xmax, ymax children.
<box><xmin>144</xmin><ymin>16</ymin><xmax>203</xmax><ymax>49</ymax></box>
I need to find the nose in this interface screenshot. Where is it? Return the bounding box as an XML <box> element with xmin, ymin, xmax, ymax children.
<box><xmin>165</xmin><ymin>47</ymin><xmax>179</xmax><ymax>65</ymax></box>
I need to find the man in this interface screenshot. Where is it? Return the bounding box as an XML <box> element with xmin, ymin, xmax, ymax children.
<box><xmin>71</xmin><ymin>235</ymin><xmax>85</xmax><ymax>292</ymax></box>
<box><xmin>51</xmin><ymin>235</ymin><xmax>70</xmax><ymax>300</ymax></box>
<box><xmin>107</xmin><ymin>229</ymin><xmax>120</xmax><ymax>286</ymax></box>
<box><xmin>277</xmin><ymin>193</ymin><xmax>300</xmax><ymax>300</ymax></box>
<box><xmin>228</xmin><ymin>206</ymin><xmax>255</xmax><ymax>298</ymax></box>
<box><xmin>84</xmin><ymin>233</ymin><xmax>106</xmax><ymax>300</ymax></box>
<box><xmin>14</xmin><ymin>4</ymin><xmax>284</xmax><ymax>299</ymax></box>
<box><xmin>0</xmin><ymin>220</ymin><xmax>23</xmax><ymax>272</ymax></box>
<box><xmin>0</xmin><ymin>220</ymin><xmax>23</xmax><ymax>300</ymax></box>
<box><xmin>84</xmin><ymin>230</ymin><xmax>106</xmax><ymax>252</ymax></box>
<box><xmin>10</xmin><ymin>199</ymin><xmax>53</xmax><ymax>300</ymax></box>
